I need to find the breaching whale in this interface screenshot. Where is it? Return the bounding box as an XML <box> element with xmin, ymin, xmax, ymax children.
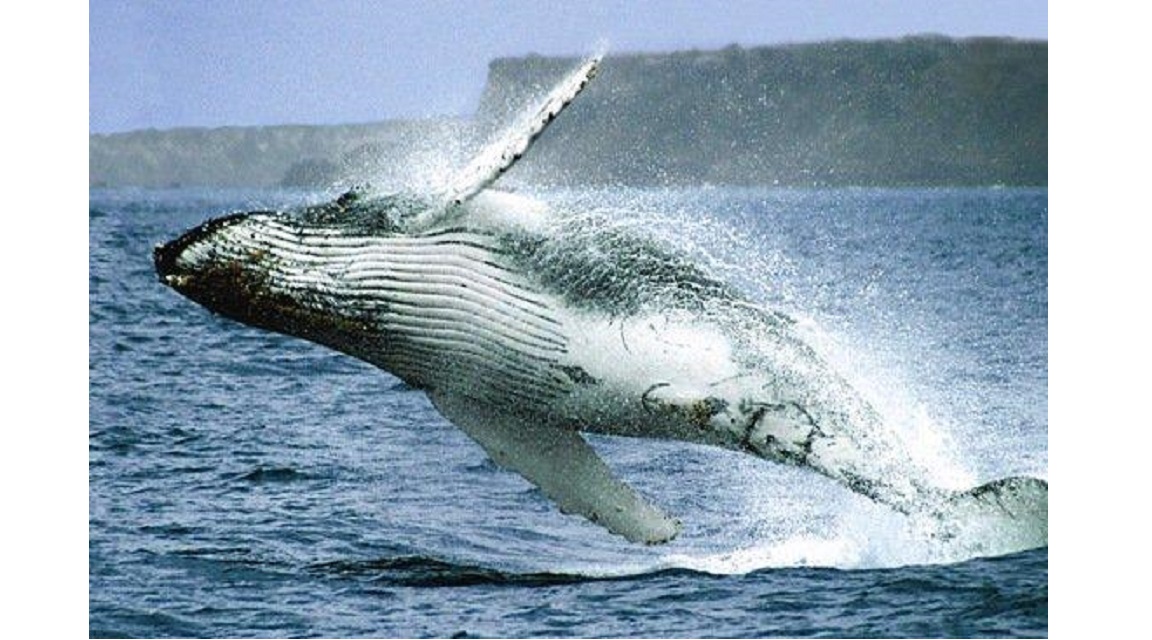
<box><xmin>154</xmin><ymin>53</ymin><xmax>1047</xmax><ymax>551</ymax></box>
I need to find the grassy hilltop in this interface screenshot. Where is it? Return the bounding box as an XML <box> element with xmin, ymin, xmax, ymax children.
<box><xmin>90</xmin><ymin>36</ymin><xmax>1046</xmax><ymax>189</ymax></box>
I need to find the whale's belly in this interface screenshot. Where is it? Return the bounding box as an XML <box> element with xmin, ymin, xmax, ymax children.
<box><xmin>548</xmin><ymin>311</ymin><xmax>752</xmax><ymax>445</ymax></box>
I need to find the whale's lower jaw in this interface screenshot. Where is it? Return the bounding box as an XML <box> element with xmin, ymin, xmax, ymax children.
<box><xmin>155</xmin><ymin>212</ymin><xmax>580</xmax><ymax>405</ymax></box>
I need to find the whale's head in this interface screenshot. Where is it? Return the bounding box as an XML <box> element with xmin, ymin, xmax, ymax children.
<box><xmin>154</xmin><ymin>209</ymin><xmax>385</xmax><ymax>359</ymax></box>
<box><xmin>153</xmin><ymin>193</ymin><xmax>567</xmax><ymax>393</ymax></box>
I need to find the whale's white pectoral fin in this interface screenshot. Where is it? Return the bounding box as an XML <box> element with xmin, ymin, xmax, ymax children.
<box><xmin>411</xmin><ymin>51</ymin><xmax>603</xmax><ymax>231</ymax></box>
<box><xmin>442</xmin><ymin>52</ymin><xmax>601</xmax><ymax>208</ymax></box>
<box><xmin>432</xmin><ymin>394</ymin><xmax>681</xmax><ymax>544</ymax></box>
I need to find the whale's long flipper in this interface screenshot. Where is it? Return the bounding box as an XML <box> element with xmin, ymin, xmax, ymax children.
<box><xmin>410</xmin><ymin>51</ymin><xmax>603</xmax><ymax>231</ymax></box>
<box><xmin>431</xmin><ymin>394</ymin><xmax>682</xmax><ymax>544</ymax></box>
<box><xmin>444</xmin><ymin>51</ymin><xmax>601</xmax><ymax>206</ymax></box>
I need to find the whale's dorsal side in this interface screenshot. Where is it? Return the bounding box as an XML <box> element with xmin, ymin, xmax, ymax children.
<box><xmin>430</xmin><ymin>393</ymin><xmax>682</xmax><ymax>544</ymax></box>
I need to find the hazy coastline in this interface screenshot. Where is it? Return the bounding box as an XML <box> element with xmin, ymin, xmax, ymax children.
<box><xmin>89</xmin><ymin>36</ymin><xmax>1046</xmax><ymax>189</ymax></box>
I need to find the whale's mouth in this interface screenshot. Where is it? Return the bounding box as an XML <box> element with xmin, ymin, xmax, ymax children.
<box><xmin>152</xmin><ymin>211</ymin><xmax>306</xmax><ymax>336</ymax></box>
<box><xmin>153</xmin><ymin>238</ymin><xmax>184</xmax><ymax>285</ymax></box>
<box><xmin>154</xmin><ymin>212</ymin><xmax>253</xmax><ymax>290</ymax></box>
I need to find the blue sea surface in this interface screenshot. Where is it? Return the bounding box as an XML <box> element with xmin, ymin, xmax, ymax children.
<box><xmin>89</xmin><ymin>186</ymin><xmax>1047</xmax><ymax>638</ymax></box>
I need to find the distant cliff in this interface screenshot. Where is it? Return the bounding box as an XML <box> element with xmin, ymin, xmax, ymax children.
<box><xmin>89</xmin><ymin>36</ymin><xmax>1046</xmax><ymax>188</ymax></box>
<box><xmin>479</xmin><ymin>36</ymin><xmax>1046</xmax><ymax>187</ymax></box>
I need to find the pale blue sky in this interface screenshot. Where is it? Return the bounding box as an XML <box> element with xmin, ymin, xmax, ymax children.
<box><xmin>89</xmin><ymin>0</ymin><xmax>1047</xmax><ymax>133</ymax></box>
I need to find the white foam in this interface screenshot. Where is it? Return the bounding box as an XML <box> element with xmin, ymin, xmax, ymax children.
<box><xmin>659</xmin><ymin>536</ymin><xmax>864</xmax><ymax>574</ymax></box>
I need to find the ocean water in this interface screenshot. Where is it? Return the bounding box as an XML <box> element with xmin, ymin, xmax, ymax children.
<box><xmin>89</xmin><ymin>186</ymin><xmax>1047</xmax><ymax>638</ymax></box>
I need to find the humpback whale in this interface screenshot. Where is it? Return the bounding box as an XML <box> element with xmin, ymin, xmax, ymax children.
<box><xmin>154</xmin><ymin>53</ymin><xmax>1047</xmax><ymax>551</ymax></box>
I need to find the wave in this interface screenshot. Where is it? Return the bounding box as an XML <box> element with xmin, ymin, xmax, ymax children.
<box><xmin>309</xmin><ymin>545</ymin><xmax>1046</xmax><ymax>588</ymax></box>
<box><xmin>312</xmin><ymin>555</ymin><xmax>594</xmax><ymax>587</ymax></box>
<box><xmin>233</xmin><ymin>466</ymin><xmax>310</xmax><ymax>483</ymax></box>
<box><xmin>310</xmin><ymin>553</ymin><xmax>777</xmax><ymax>587</ymax></box>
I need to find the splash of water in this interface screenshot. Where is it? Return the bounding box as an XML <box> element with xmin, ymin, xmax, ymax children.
<box><xmin>529</xmin><ymin>193</ymin><xmax>1036</xmax><ymax>568</ymax></box>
